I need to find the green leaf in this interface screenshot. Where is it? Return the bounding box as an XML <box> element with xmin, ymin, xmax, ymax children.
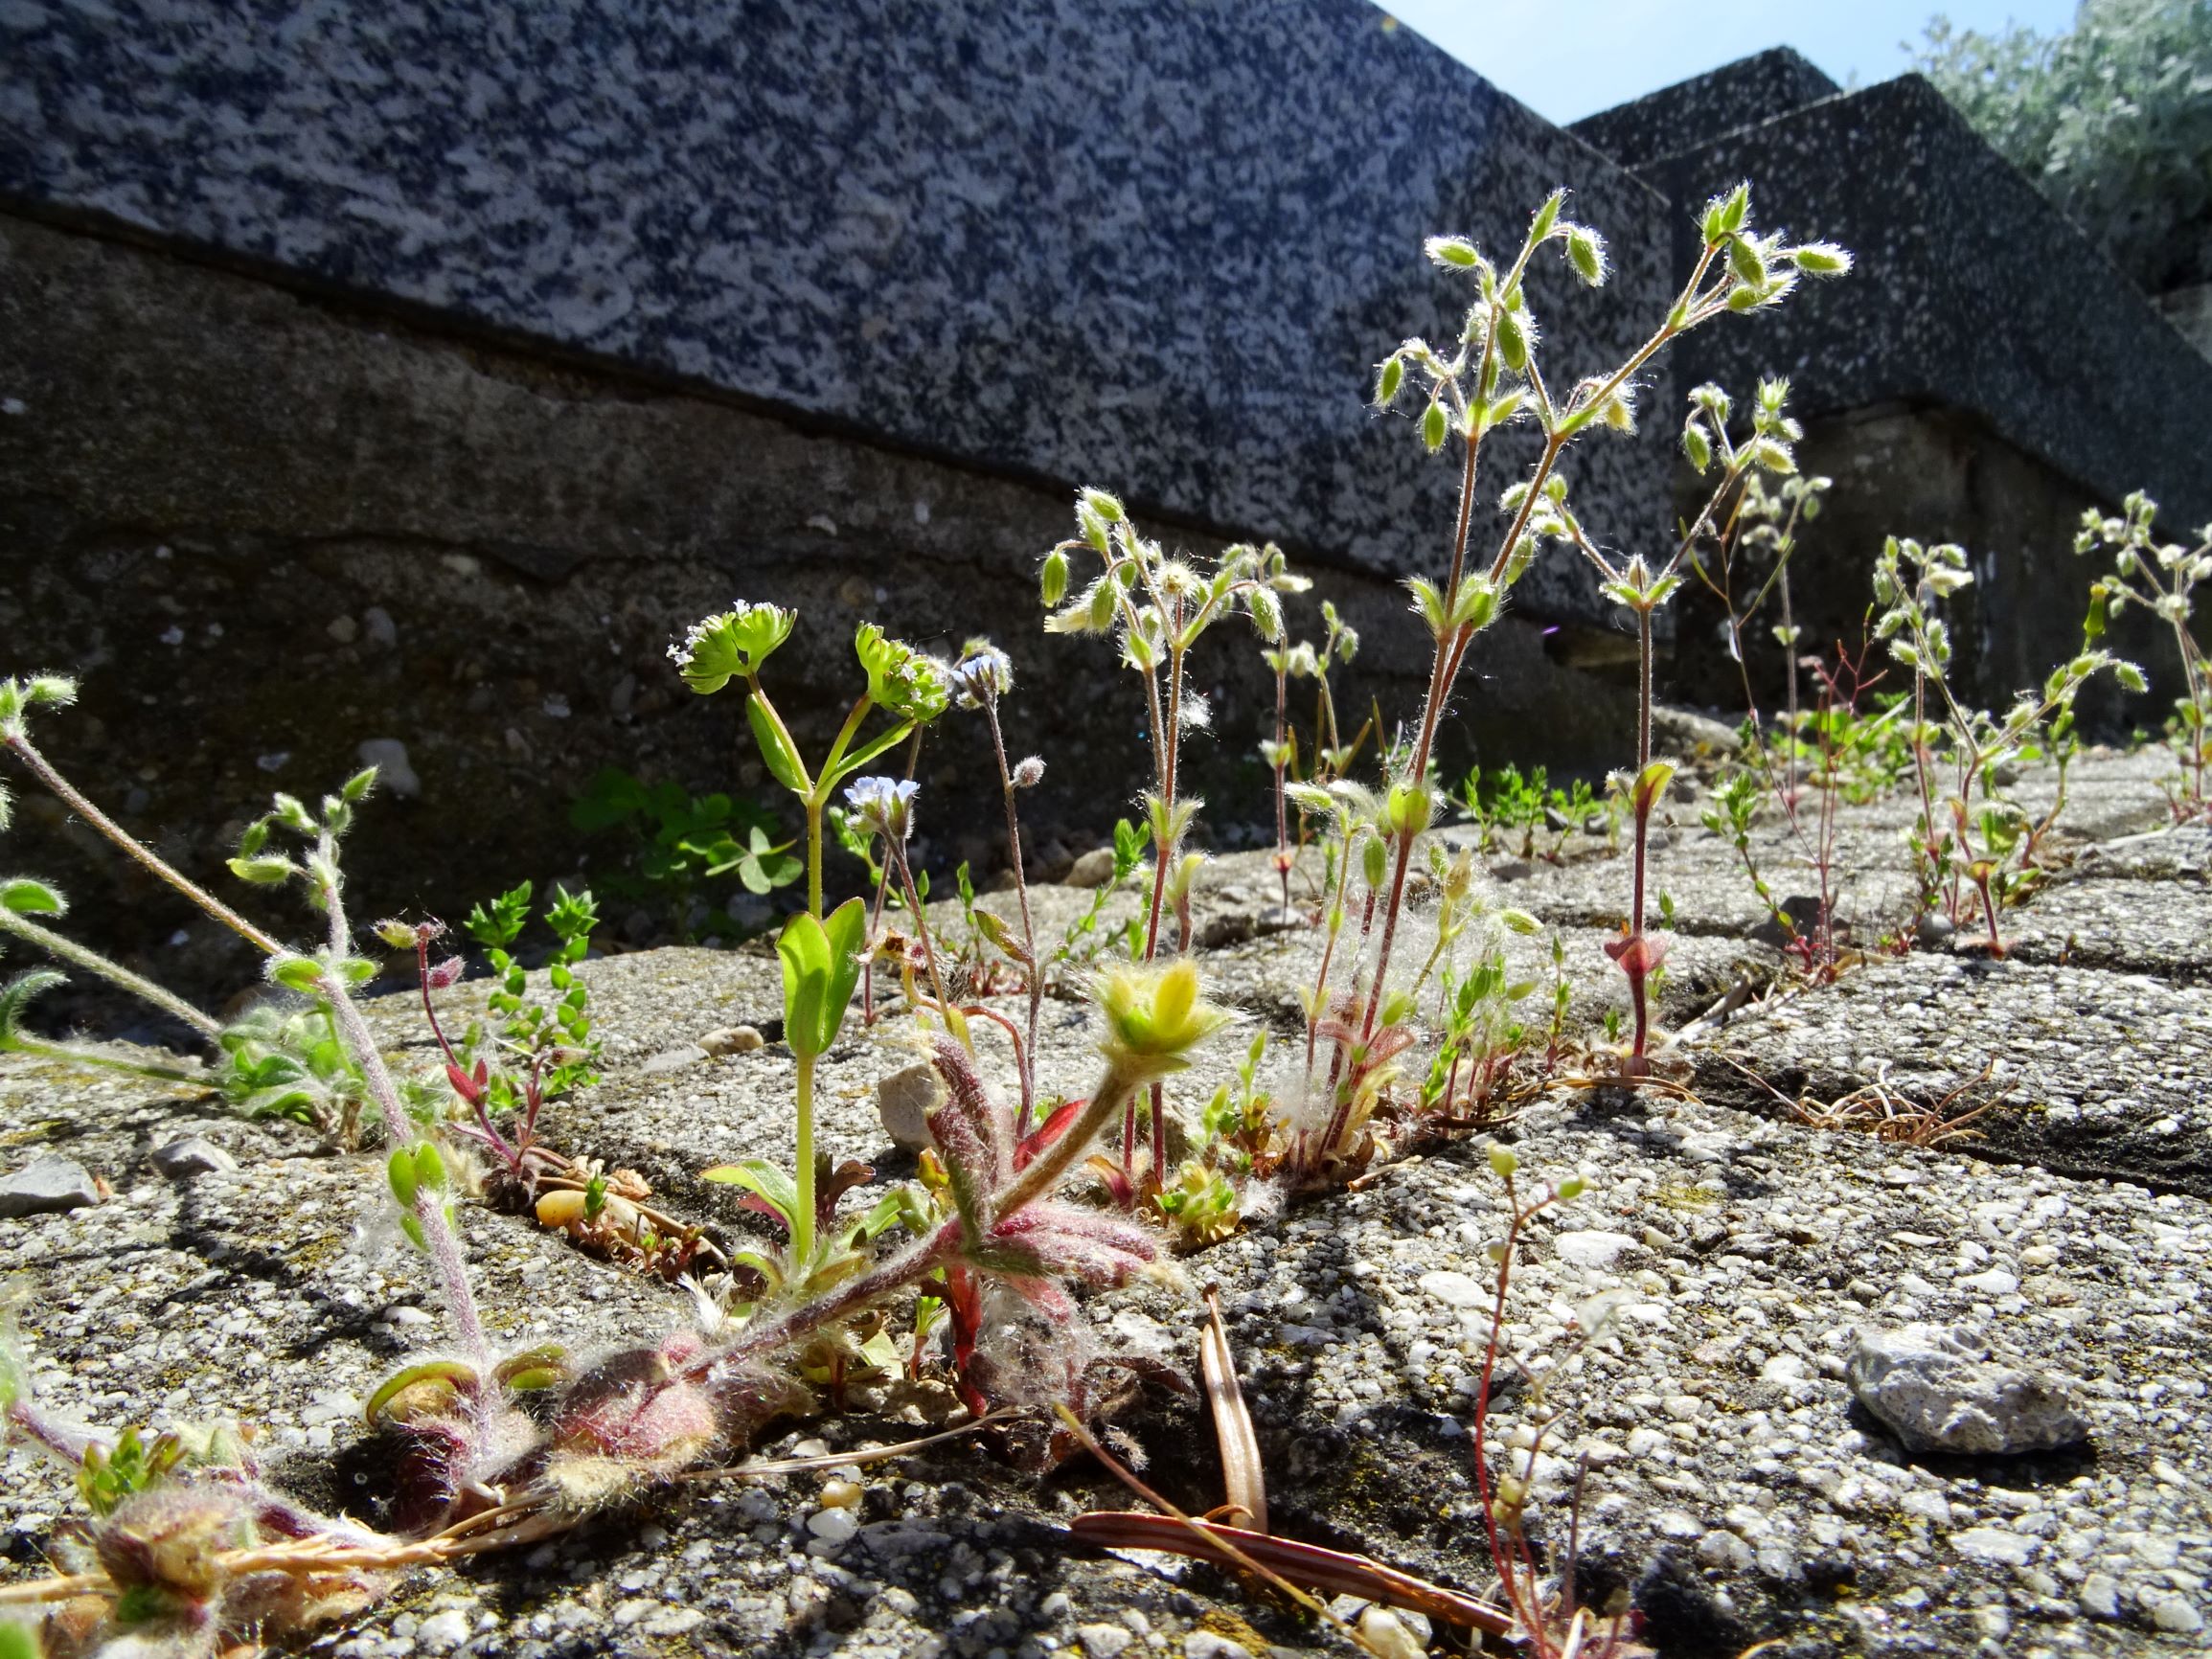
<box><xmin>700</xmin><ymin>1157</ymin><xmax>800</xmax><ymax>1233</ymax></box>
<box><xmin>0</xmin><ymin>878</ymin><xmax>64</xmax><ymax>916</ymax></box>
<box><xmin>824</xmin><ymin>718</ymin><xmax>918</xmax><ymax>793</ymax></box>
<box><xmin>464</xmin><ymin>881</ymin><xmax>533</xmax><ymax>948</ymax></box>
<box><xmin>818</xmin><ymin>897</ymin><xmax>868</xmax><ymax>1053</ymax></box>
<box><xmin>747</xmin><ymin>694</ymin><xmax>812</xmax><ymax>798</ymax></box>
<box><xmin>777</xmin><ymin>911</ymin><xmax>833</xmax><ymax>1057</ymax></box>
<box><xmin>0</xmin><ymin>969</ymin><xmax>65</xmax><ymax>1047</ymax></box>
<box><xmin>269</xmin><ymin>955</ymin><xmax>326</xmax><ymax>994</ymax></box>
<box><xmin>1631</xmin><ymin>761</ymin><xmax>1676</xmax><ymax>816</ymax></box>
<box><xmin>226</xmin><ymin>855</ymin><xmax>296</xmax><ymax>885</ymax></box>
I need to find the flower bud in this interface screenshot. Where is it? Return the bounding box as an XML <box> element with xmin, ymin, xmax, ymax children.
<box><xmin>1489</xmin><ymin>1145</ymin><xmax>1518</xmax><ymax>1179</ymax></box>
<box><xmin>1013</xmin><ymin>755</ymin><xmax>1045</xmax><ymax>788</ymax></box>
<box><xmin>1564</xmin><ymin>226</ymin><xmax>1607</xmax><ymax>286</ymax></box>
<box><xmin>1040</xmin><ymin>548</ymin><xmax>1070</xmax><ymax>606</ymax></box>
<box><xmin>1375</xmin><ymin>355</ymin><xmax>1404</xmax><ymax>405</ymax></box>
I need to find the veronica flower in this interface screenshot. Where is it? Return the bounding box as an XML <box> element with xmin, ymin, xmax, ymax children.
<box><xmin>950</xmin><ymin>641</ymin><xmax>1015</xmax><ymax>708</ymax></box>
<box><xmin>844</xmin><ymin>776</ymin><xmax>920</xmax><ymax>843</ymax></box>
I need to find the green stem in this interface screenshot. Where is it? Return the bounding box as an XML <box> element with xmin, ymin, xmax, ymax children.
<box><xmin>806</xmin><ymin>798</ymin><xmax>825</xmax><ymax>919</ymax></box>
<box><xmin>0</xmin><ymin>908</ymin><xmax>221</xmax><ymax>1040</ymax></box>
<box><xmin>311</xmin><ymin>850</ymin><xmax>490</xmax><ymax>1379</ymax></box>
<box><xmin>794</xmin><ymin>1048</ymin><xmax>817</xmax><ymax>1264</ymax></box>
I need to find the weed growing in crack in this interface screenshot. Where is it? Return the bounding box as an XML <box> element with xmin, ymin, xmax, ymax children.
<box><xmin>1261</xmin><ymin>601</ymin><xmax>1365</xmax><ymax>916</ymax></box>
<box><xmin>1466</xmin><ymin>1145</ymin><xmax>1637</xmax><ymax>1659</ymax></box>
<box><xmin>1040</xmin><ymin>497</ymin><xmax>1302</xmax><ymax>1194</ymax></box>
<box><xmin>1453</xmin><ymin>764</ymin><xmax>1620</xmax><ymax>862</ymax></box>
<box><xmin>1874</xmin><ymin>537</ymin><xmax>2142</xmax><ymax>954</ymax></box>
<box><xmin>2076</xmin><ymin>490</ymin><xmax>2212</xmax><ymax>820</ymax></box>
<box><xmin>0</xmin><ymin>180</ymin><xmax>1885</xmax><ymax>1655</ymax></box>
<box><xmin>1354</xmin><ymin>185</ymin><xmax>1845</xmax><ymax>1089</ymax></box>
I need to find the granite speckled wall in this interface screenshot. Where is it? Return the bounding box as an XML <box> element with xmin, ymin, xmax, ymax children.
<box><xmin>0</xmin><ymin>0</ymin><xmax>1709</xmax><ymax>619</ymax></box>
<box><xmin>1594</xmin><ymin>71</ymin><xmax>2212</xmax><ymax>531</ymax></box>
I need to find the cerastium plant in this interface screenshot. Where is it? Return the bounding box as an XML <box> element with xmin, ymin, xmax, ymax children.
<box><xmin>1041</xmin><ymin>501</ymin><xmax>1303</xmax><ymax>1193</ymax></box>
<box><xmin>2076</xmin><ymin>490</ymin><xmax>2212</xmax><ymax>819</ymax></box>
<box><xmin>1352</xmin><ymin>184</ymin><xmax>1846</xmax><ymax>1082</ymax></box>
<box><xmin>3</xmin><ymin>628</ymin><xmax>1234</xmax><ymax>1652</ymax></box>
<box><xmin>1874</xmin><ymin>537</ymin><xmax>2142</xmax><ymax>954</ymax></box>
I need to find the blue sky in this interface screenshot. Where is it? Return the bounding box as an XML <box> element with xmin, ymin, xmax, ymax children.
<box><xmin>1379</xmin><ymin>1</ymin><xmax>2081</xmax><ymax>124</ymax></box>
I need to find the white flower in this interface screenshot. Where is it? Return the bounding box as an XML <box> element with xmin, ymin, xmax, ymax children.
<box><xmin>844</xmin><ymin>776</ymin><xmax>920</xmax><ymax>842</ymax></box>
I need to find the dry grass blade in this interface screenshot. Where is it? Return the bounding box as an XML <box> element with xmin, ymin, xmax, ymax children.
<box><xmin>1728</xmin><ymin>1057</ymin><xmax>2006</xmax><ymax>1148</ymax></box>
<box><xmin>1200</xmin><ymin>1285</ymin><xmax>1266</xmax><ymax>1534</ymax></box>
<box><xmin>1067</xmin><ymin>1511</ymin><xmax>1517</xmax><ymax>1640</ymax></box>
<box><xmin>1052</xmin><ymin>1404</ymin><xmax>1390</xmax><ymax>1656</ymax></box>
<box><xmin>680</xmin><ymin>1410</ymin><xmax>1014</xmax><ymax>1482</ymax></box>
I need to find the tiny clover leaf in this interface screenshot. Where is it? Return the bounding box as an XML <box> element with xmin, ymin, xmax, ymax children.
<box><xmin>670</xmin><ymin>602</ymin><xmax>796</xmax><ymax>695</ymax></box>
<box><xmin>776</xmin><ymin>898</ymin><xmax>868</xmax><ymax>1059</ymax></box>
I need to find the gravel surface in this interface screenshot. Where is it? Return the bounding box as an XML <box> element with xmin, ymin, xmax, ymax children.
<box><xmin>3</xmin><ymin>749</ymin><xmax>2207</xmax><ymax>1656</ymax></box>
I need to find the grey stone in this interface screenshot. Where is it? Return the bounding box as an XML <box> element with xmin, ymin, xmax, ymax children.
<box><xmin>1847</xmin><ymin>1324</ymin><xmax>2089</xmax><ymax>1455</ymax></box>
<box><xmin>355</xmin><ymin>738</ymin><xmax>421</xmax><ymax>801</ymax></box>
<box><xmin>1062</xmin><ymin>848</ymin><xmax>1119</xmax><ymax>890</ymax></box>
<box><xmin>876</xmin><ymin>1061</ymin><xmax>943</xmax><ymax>1154</ymax></box>
<box><xmin>149</xmin><ymin>1137</ymin><xmax>237</xmax><ymax>1179</ymax></box>
<box><xmin>0</xmin><ymin>1156</ymin><xmax>100</xmax><ymax>1217</ymax></box>
<box><xmin>0</xmin><ymin>0</ymin><xmax>1676</xmax><ymax>617</ymax></box>
<box><xmin>361</xmin><ymin>605</ymin><xmax>399</xmax><ymax>648</ymax></box>
<box><xmin>1649</xmin><ymin>704</ymin><xmax>1742</xmax><ymax>766</ymax></box>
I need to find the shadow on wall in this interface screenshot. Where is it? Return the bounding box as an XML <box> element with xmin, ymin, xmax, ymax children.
<box><xmin>0</xmin><ymin>212</ymin><xmax>1635</xmax><ymax>1025</ymax></box>
<box><xmin>1666</xmin><ymin>399</ymin><xmax>2171</xmax><ymax>738</ymax></box>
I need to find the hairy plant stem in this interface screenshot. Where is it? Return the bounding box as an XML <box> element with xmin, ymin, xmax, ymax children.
<box><xmin>0</xmin><ymin>908</ymin><xmax>221</xmax><ymax>1038</ymax></box>
<box><xmin>1469</xmin><ymin>1179</ymin><xmax>1560</xmax><ymax>1644</ymax></box>
<box><xmin>693</xmin><ymin>1059</ymin><xmax>1147</xmax><ymax>1381</ymax></box>
<box><xmin>860</xmin><ymin>729</ymin><xmax>924</xmax><ymax>1029</ymax></box>
<box><xmin>311</xmin><ymin>852</ymin><xmax>490</xmax><ymax>1383</ymax></box>
<box><xmin>979</xmin><ymin>695</ymin><xmax>1041</xmax><ymax>1126</ymax></box>
<box><xmin>3</xmin><ymin>733</ymin><xmax>285</xmax><ymax>958</ymax></box>
<box><xmin>1270</xmin><ymin>655</ymin><xmax>1291</xmax><ymax>916</ymax></box>
<box><xmin>1625</xmin><ymin>602</ymin><xmax>1657</xmax><ymax>1065</ymax></box>
<box><xmin>0</xmin><ymin>1030</ymin><xmax>204</xmax><ymax>1082</ymax></box>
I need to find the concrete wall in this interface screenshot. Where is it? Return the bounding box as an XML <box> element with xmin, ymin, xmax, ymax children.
<box><xmin>0</xmin><ymin>209</ymin><xmax>1636</xmax><ymax>1027</ymax></box>
<box><xmin>1665</xmin><ymin>401</ymin><xmax>2169</xmax><ymax>728</ymax></box>
<box><xmin>0</xmin><ymin>0</ymin><xmax>1682</xmax><ymax>623</ymax></box>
